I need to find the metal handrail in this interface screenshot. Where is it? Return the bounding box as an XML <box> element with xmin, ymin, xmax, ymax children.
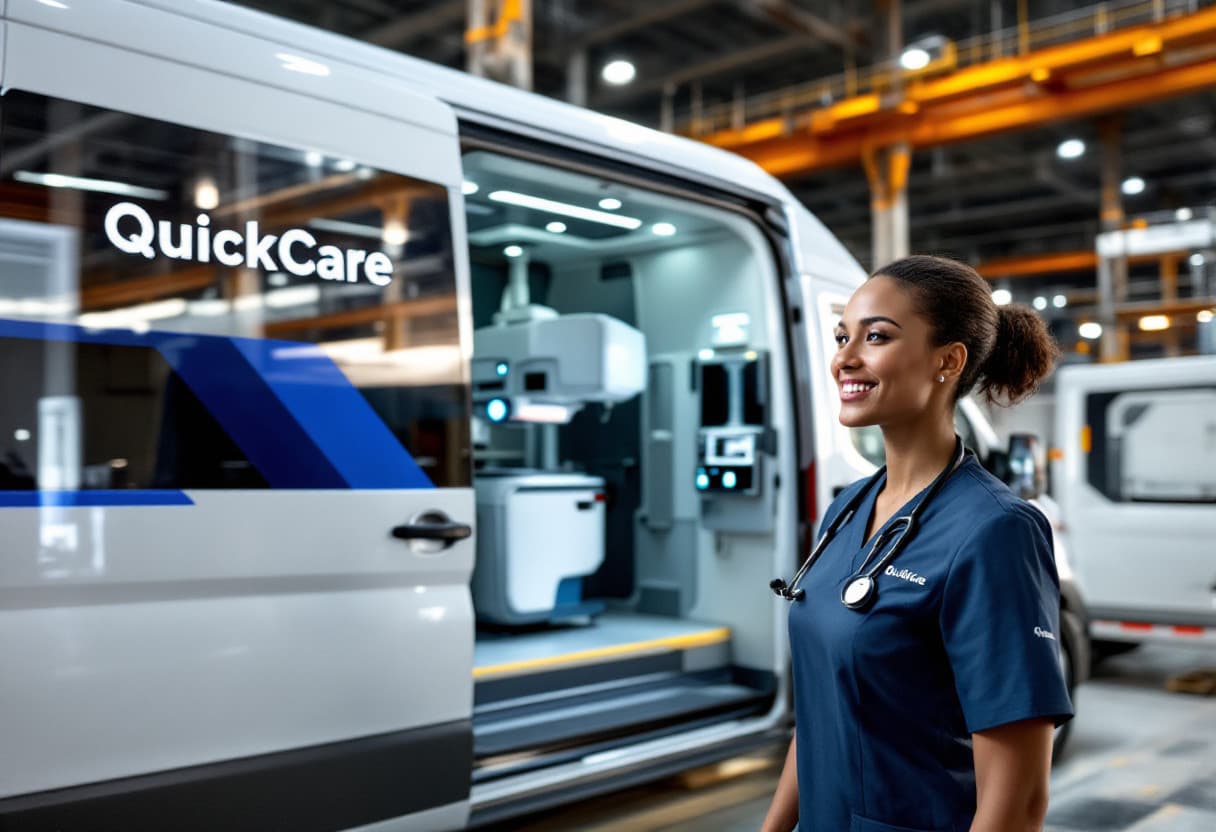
<box><xmin>677</xmin><ymin>0</ymin><xmax>1209</xmax><ymax>138</ymax></box>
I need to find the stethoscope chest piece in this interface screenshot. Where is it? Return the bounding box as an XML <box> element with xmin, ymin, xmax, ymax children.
<box><xmin>841</xmin><ymin>575</ymin><xmax>877</xmax><ymax>611</ymax></box>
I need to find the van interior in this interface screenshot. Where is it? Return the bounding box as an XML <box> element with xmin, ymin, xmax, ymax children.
<box><xmin>460</xmin><ymin>148</ymin><xmax>788</xmax><ymax>782</ymax></box>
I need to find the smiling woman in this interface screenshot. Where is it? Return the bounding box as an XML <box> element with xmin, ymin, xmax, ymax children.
<box><xmin>763</xmin><ymin>255</ymin><xmax>1072</xmax><ymax>832</ymax></box>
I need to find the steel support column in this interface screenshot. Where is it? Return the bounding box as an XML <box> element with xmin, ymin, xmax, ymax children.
<box><xmin>864</xmin><ymin>143</ymin><xmax>911</xmax><ymax>267</ymax></box>
<box><xmin>1098</xmin><ymin>116</ymin><xmax>1129</xmax><ymax>362</ymax></box>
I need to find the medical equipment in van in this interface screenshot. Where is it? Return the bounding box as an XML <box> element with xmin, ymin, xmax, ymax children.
<box><xmin>695</xmin><ymin>348</ymin><xmax>777</xmax><ymax>533</ymax></box>
<box><xmin>470</xmin><ymin>269</ymin><xmax>646</xmax><ymax>624</ymax></box>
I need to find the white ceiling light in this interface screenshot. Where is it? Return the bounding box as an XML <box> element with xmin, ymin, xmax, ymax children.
<box><xmin>992</xmin><ymin>289</ymin><xmax>1012</xmax><ymax>306</ymax></box>
<box><xmin>601</xmin><ymin>60</ymin><xmax>636</xmax><ymax>86</ymax></box>
<box><xmin>304</xmin><ymin>151</ymin><xmax>323</xmax><ymax>167</ymax></box>
<box><xmin>268</xmin><ymin>273</ymin><xmax>290</xmax><ymax>287</ymax></box>
<box><xmin>15</xmin><ymin>170</ymin><xmax>168</xmax><ymax>201</ymax></box>
<box><xmin>1056</xmin><ymin>139</ymin><xmax>1086</xmax><ymax>160</ymax></box>
<box><xmin>1121</xmin><ymin>176</ymin><xmax>1146</xmax><ymax>196</ymax></box>
<box><xmin>503</xmin><ymin>245</ymin><xmax>524</xmax><ymax>258</ymax></box>
<box><xmin>1197</xmin><ymin>309</ymin><xmax>1214</xmax><ymax>323</ymax></box>
<box><xmin>488</xmin><ymin>190</ymin><xmax>643</xmax><ymax>230</ymax></box>
<box><xmin>1138</xmin><ymin>314</ymin><xmax>1169</xmax><ymax>331</ymax></box>
<box><xmin>276</xmin><ymin>52</ymin><xmax>331</xmax><ymax>77</ymax></box>
<box><xmin>462</xmin><ymin>180</ymin><xmax>480</xmax><ymax>196</ymax></box>
<box><xmin>334</xmin><ymin>159</ymin><xmax>357</xmax><ymax>172</ymax></box>
<box><xmin>265</xmin><ymin>285</ymin><xmax>321</xmax><ymax>308</ymax></box>
<box><xmin>1032</xmin><ymin>296</ymin><xmax>1048</xmax><ymax>310</ymax></box>
<box><xmin>1053</xmin><ymin>294</ymin><xmax>1068</xmax><ymax>308</ymax></box>
<box><xmin>1078</xmin><ymin>322</ymin><xmax>1103</xmax><ymax>340</ymax></box>
<box><xmin>194</xmin><ymin>176</ymin><xmax>219</xmax><ymax>211</ymax></box>
<box><xmin>382</xmin><ymin>218</ymin><xmax>409</xmax><ymax>247</ymax></box>
<box><xmin>900</xmin><ymin>48</ymin><xmax>931</xmax><ymax>70</ymax></box>
<box><xmin>545</xmin><ymin>221</ymin><xmax>567</xmax><ymax>233</ymax></box>
<box><xmin>14</xmin><ymin>428</ymin><xmax>32</xmax><ymax>441</ymax></box>
<box><xmin>652</xmin><ymin>222</ymin><xmax>677</xmax><ymax>237</ymax></box>
<box><xmin>598</xmin><ymin>197</ymin><xmax>622</xmax><ymax>210</ymax></box>
<box><xmin>1175</xmin><ymin>207</ymin><xmax>1194</xmax><ymax>221</ymax></box>
<box><xmin>1190</xmin><ymin>253</ymin><xmax>1205</xmax><ymax>267</ymax></box>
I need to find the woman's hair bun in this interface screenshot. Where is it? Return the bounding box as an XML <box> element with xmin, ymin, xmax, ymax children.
<box><xmin>978</xmin><ymin>305</ymin><xmax>1060</xmax><ymax>405</ymax></box>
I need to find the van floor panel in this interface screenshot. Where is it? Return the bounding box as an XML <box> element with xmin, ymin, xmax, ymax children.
<box><xmin>473</xmin><ymin>613</ymin><xmax>730</xmax><ymax>681</ymax></box>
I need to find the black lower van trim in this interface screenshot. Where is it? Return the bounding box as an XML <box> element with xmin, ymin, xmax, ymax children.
<box><xmin>0</xmin><ymin>720</ymin><xmax>471</xmax><ymax>831</ymax></box>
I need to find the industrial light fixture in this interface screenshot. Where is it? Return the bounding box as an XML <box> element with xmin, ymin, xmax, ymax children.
<box><xmin>334</xmin><ymin>159</ymin><xmax>357</xmax><ymax>172</ymax></box>
<box><xmin>1121</xmin><ymin>176</ymin><xmax>1146</xmax><ymax>196</ymax></box>
<box><xmin>488</xmin><ymin>190</ymin><xmax>643</xmax><ymax>229</ymax></box>
<box><xmin>463</xmin><ymin>180</ymin><xmax>480</xmax><ymax>195</ymax></box>
<box><xmin>1053</xmin><ymin>294</ymin><xmax>1068</xmax><ymax>308</ymax></box>
<box><xmin>651</xmin><ymin>222</ymin><xmax>677</xmax><ymax>237</ymax></box>
<box><xmin>1176</xmin><ymin>207</ymin><xmax>1194</xmax><ymax>221</ymax></box>
<box><xmin>992</xmin><ymin>289</ymin><xmax>1012</xmax><ymax>306</ymax></box>
<box><xmin>194</xmin><ymin>176</ymin><xmax>220</xmax><ymax>211</ymax></box>
<box><xmin>1190</xmin><ymin>253</ymin><xmax>1205</xmax><ymax>267</ymax></box>
<box><xmin>15</xmin><ymin>170</ymin><xmax>168</xmax><ymax>201</ymax></box>
<box><xmin>503</xmin><ymin>245</ymin><xmax>524</xmax><ymax>258</ymax></box>
<box><xmin>601</xmin><ymin>60</ymin><xmax>636</xmax><ymax>86</ymax></box>
<box><xmin>900</xmin><ymin>48</ymin><xmax>931</xmax><ymax>70</ymax></box>
<box><xmin>1056</xmin><ymin>139</ymin><xmax>1085</xmax><ymax>160</ymax></box>
<box><xmin>1198</xmin><ymin>309</ymin><xmax>1214</xmax><ymax>323</ymax></box>
<box><xmin>304</xmin><ymin>151</ymin><xmax>323</xmax><ymax>167</ymax></box>
<box><xmin>1032</xmin><ymin>296</ymin><xmax>1048</xmax><ymax>310</ymax></box>
<box><xmin>1138</xmin><ymin>315</ymin><xmax>1170</xmax><ymax>331</ymax></box>
<box><xmin>599</xmin><ymin>197</ymin><xmax>622</xmax><ymax>210</ymax></box>
<box><xmin>382</xmin><ymin>218</ymin><xmax>408</xmax><ymax>247</ymax></box>
<box><xmin>1078</xmin><ymin>322</ymin><xmax>1103</xmax><ymax>340</ymax></box>
<box><xmin>545</xmin><ymin>221</ymin><xmax>567</xmax><ymax>233</ymax></box>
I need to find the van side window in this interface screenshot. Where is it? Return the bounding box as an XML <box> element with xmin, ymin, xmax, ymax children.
<box><xmin>1085</xmin><ymin>387</ymin><xmax>1216</xmax><ymax>503</ymax></box>
<box><xmin>0</xmin><ymin>91</ymin><xmax>469</xmax><ymax>491</ymax></box>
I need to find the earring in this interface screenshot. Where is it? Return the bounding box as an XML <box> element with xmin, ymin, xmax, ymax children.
<box><xmin>937</xmin><ymin>375</ymin><xmax>945</xmax><ymax>383</ymax></box>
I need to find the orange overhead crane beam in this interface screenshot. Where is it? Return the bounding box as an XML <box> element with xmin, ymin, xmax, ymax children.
<box><xmin>702</xmin><ymin>7</ymin><xmax>1216</xmax><ymax>176</ymax></box>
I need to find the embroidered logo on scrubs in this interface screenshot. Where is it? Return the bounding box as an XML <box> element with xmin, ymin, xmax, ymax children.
<box><xmin>884</xmin><ymin>565</ymin><xmax>927</xmax><ymax>586</ymax></box>
<box><xmin>1034</xmin><ymin>627</ymin><xmax>1056</xmax><ymax>640</ymax></box>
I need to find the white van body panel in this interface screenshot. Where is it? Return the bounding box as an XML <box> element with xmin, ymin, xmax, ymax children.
<box><xmin>1055</xmin><ymin>356</ymin><xmax>1216</xmax><ymax>634</ymax></box>
<box><xmin>0</xmin><ymin>1</ymin><xmax>476</xmax><ymax>821</ymax></box>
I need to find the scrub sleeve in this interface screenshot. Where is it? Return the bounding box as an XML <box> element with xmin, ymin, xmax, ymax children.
<box><xmin>939</xmin><ymin>504</ymin><xmax>1074</xmax><ymax>733</ymax></box>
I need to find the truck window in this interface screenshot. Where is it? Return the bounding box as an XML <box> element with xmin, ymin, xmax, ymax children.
<box><xmin>0</xmin><ymin>90</ymin><xmax>468</xmax><ymax>491</ymax></box>
<box><xmin>1085</xmin><ymin>387</ymin><xmax>1216</xmax><ymax>503</ymax></box>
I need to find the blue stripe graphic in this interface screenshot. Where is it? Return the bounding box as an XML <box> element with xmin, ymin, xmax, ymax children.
<box><xmin>0</xmin><ymin>318</ymin><xmax>435</xmax><ymax>490</ymax></box>
<box><xmin>232</xmin><ymin>339</ymin><xmax>434</xmax><ymax>489</ymax></box>
<box><xmin>0</xmin><ymin>490</ymin><xmax>194</xmax><ymax>508</ymax></box>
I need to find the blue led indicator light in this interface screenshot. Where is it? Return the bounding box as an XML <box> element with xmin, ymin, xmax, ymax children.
<box><xmin>722</xmin><ymin>471</ymin><xmax>737</xmax><ymax>489</ymax></box>
<box><xmin>486</xmin><ymin>398</ymin><xmax>509</xmax><ymax>422</ymax></box>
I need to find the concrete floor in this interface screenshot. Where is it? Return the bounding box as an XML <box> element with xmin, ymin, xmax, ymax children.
<box><xmin>496</xmin><ymin>643</ymin><xmax>1216</xmax><ymax>831</ymax></box>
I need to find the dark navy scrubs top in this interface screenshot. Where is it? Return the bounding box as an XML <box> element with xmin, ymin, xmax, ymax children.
<box><xmin>789</xmin><ymin>454</ymin><xmax>1073</xmax><ymax>832</ymax></box>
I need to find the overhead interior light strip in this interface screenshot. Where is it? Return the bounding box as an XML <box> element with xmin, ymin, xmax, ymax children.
<box><xmin>487</xmin><ymin>190</ymin><xmax>643</xmax><ymax>230</ymax></box>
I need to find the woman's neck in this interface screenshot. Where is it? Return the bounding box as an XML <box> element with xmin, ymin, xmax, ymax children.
<box><xmin>880</xmin><ymin>417</ymin><xmax>958</xmax><ymax>498</ymax></box>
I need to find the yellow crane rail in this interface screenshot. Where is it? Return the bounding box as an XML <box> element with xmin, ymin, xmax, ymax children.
<box><xmin>696</xmin><ymin>3</ymin><xmax>1216</xmax><ymax>176</ymax></box>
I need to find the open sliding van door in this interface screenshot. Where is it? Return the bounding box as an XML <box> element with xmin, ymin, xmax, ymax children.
<box><xmin>0</xmin><ymin>3</ymin><xmax>474</xmax><ymax>829</ymax></box>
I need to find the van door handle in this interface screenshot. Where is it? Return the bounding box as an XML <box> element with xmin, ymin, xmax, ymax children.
<box><xmin>391</xmin><ymin>521</ymin><xmax>472</xmax><ymax>542</ymax></box>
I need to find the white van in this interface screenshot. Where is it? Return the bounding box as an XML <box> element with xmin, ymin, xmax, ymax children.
<box><xmin>1054</xmin><ymin>355</ymin><xmax>1216</xmax><ymax>650</ymax></box>
<box><xmin>0</xmin><ymin>1</ymin><xmax>1081</xmax><ymax>828</ymax></box>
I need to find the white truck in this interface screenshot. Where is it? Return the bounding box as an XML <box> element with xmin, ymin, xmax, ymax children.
<box><xmin>0</xmin><ymin>0</ymin><xmax>1083</xmax><ymax>828</ymax></box>
<box><xmin>1054</xmin><ymin>355</ymin><xmax>1216</xmax><ymax>653</ymax></box>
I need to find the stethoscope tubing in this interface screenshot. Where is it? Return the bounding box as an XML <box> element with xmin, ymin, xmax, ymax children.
<box><xmin>772</xmin><ymin>436</ymin><xmax>967</xmax><ymax>608</ymax></box>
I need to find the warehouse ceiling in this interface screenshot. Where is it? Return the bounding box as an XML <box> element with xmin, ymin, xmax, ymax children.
<box><xmin>229</xmin><ymin>0</ymin><xmax>1216</xmax><ymax>307</ymax></box>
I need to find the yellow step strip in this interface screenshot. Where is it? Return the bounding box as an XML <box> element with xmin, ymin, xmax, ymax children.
<box><xmin>473</xmin><ymin>627</ymin><xmax>732</xmax><ymax>680</ymax></box>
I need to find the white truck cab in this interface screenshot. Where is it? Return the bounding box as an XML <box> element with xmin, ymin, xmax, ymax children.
<box><xmin>0</xmin><ymin>1</ymin><xmax>1080</xmax><ymax>828</ymax></box>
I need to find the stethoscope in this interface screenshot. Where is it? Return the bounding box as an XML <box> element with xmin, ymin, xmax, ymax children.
<box><xmin>771</xmin><ymin>436</ymin><xmax>969</xmax><ymax>612</ymax></box>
